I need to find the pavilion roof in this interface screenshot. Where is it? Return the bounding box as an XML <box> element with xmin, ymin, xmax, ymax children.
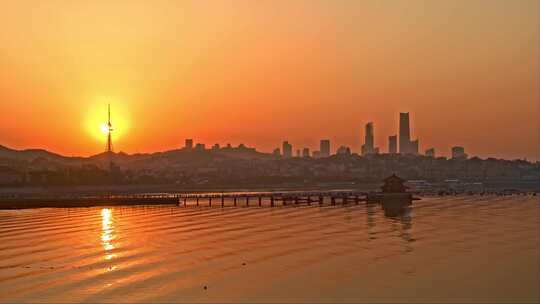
<box><xmin>383</xmin><ymin>173</ymin><xmax>405</xmax><ymax>182</ymax></box>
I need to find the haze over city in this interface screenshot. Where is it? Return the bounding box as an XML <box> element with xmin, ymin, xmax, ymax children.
<box><xmin>1</xmin><ymin>0</ymin><xmax>538</xmax><ymax>160</ymax></box>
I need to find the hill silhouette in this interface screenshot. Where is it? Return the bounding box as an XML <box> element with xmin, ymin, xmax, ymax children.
<box><xmin>0</xmin><ymin>145</ymin><xmax>85</xmax><ymax>163</ymax></box>
<box><xmin>0</xmin><ymin>144</ymin><xmax>273</xmax><ymax>170</ymax></box>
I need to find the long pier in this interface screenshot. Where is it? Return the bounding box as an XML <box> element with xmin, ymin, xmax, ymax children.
<box><xmin>0</xmin><ymin>191</ymin><xmax>369</xmax><ymax>209</ymax></box>
<box><xmin>177</xmin><ymin>191</ymin><xmax>369</xmax><ymax>207</ymax></box>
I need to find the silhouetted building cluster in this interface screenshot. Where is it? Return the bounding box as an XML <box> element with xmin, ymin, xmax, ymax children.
<box><xmin>264</xmin><ymin>109</ymin><xmax>455</xmax><ymax>160</ymax></box>
<box><xmin>0</xmin><ymin>111</ymin><xmax>534</xmax><ymax>189</ymax></box>
<box><xmin>0</xmin><ymin>146</ymin><xmax>538</xmax><ymax>189</ymax></box>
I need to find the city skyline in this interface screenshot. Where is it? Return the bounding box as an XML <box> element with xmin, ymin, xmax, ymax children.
<box><xmin>0</xmin><ymin>94</ymin><xmax>530</xmax><ymax>161</ymax></box>
<box><xmin>0</xmin><ymin>1</ymin><xmax>538</xmax><ymax>160</ymax></box>
<box><xmin>0</xmin><ymin>109</ymin><xmax>531</xmax><ymax>161</ymax></box>
<box><xmin>34</xmin><ymin>107</ymin><xmax>503</xmax><ymax>162</ymax></box>
<box><xmin>226</xmin><ymin>112</ymin><xmax>473</xmax><ymax>160</ymax></box>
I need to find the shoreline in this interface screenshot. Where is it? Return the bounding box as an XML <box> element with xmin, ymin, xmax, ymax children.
<box><xmin>0</xmin><ymin>190</ymin><xmax>536</xmax><ymax>210</ymax></box>
<box><xmin>0</xmin><ymin>180</ymin><xmax>537</xmax><ymax>197</ymax></box>
<box><xmin>0</xmin><ymin>183</ymin><xmax>380</xmax><ymax>197</ymax></box>
<box><xmin>0</xmin><ymin>180</ymin><xmax>537</xmax><ymax>210</ymax></box>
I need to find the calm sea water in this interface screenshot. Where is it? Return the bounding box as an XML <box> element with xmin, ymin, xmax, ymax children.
<box><xmin>0</xmin><ymin>195</ymin><xmax>538</xmax><ymax>303</ymax></box>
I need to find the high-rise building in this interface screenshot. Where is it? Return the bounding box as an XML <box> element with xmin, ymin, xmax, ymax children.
<box><xmin>425</xmin><ymin>148</ymin><xmax>435</xmax><ymax>157</ymax></box>
<box><xmin>388</xmin><ymin>135</ymin><xmax>397</xmax><ymax>154</ymax></box>
<box><xmin>361</xmin><ymin>122</ymin><xmax>379</xmax><ymax>155</ymax></box>
<box><xmin>185</xmin><ymin>139</ymin><xmax>193</xmax><ymax>150</ymax></box>
<box><xmin>282</xmin><ymin>141</ymin><xmax>293</xmax><ymax>158</ymax></box>
<box><xmin>320</xmin><ymin>139</ymin><xmax>330</xmax><ymax>157</ymax></box>
<box><xmin>399</xmin><ymin>113</ymin><xmax>411</xmax><ymax>154</ymax></box>
<box><xmin>195</xmin><ymin>143</ymin><xmax>206</xmax><ymax>151</ymax></box>
<box><xmin>399</xmin><ymin>112</ymin><xmax>419</xmax><ymax>154</ymax></box>
<box><xmin>452</xmin><ymin>146</ymin><xmax>467</xmax><ymax>159</ymax></box>
<box><xmin>296</xmin><ymin>149</ymin><xmax>301</xmax><ymax>158</ymax></box>
<box><xmin>302</xmin><ymin>148</ymin><xmax>310</xmax><ymax>158</ymax></box>
<box><xmin>410</xmin><ymin>139</ymin><xmax>419</xmax><ymax>155</ymax></box>
<box><xmin>272</xmin><ymin>148</ymin><xmax>281</xmax><ymax>156</ymax></box>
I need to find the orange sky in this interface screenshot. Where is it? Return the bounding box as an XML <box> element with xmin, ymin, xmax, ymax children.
<box><xmin>0</xmin><ymin>0</ymin><xmax>538</xmax><ymax>160</ymax></box>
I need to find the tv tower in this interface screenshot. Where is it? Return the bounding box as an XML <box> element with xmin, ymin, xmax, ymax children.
<box><xmin>106</xmin><ymin>104</ymin><xmax>114</xmax><ymax>153</ymax></box>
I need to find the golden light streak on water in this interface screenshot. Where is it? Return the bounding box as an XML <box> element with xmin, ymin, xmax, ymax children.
<box><xmin>101</xmin><ymin>208</ymin><xmax>115</xmax><ymax>252</ymax></box>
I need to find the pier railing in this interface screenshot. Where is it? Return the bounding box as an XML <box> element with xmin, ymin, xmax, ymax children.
<box><xmin>176</xmin><ymin>191</ymin><xmax>369</xmax><ymax>207</ymax></box>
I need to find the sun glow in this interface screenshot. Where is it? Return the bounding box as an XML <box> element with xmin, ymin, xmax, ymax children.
<box><xmin>100</xmin><ymin>123</ymin><xmax>110</xmax><ymax>134</ymax></box>
<box><xmin>85</xmin><ymin>101</ymin><xmax>130</xmax><ymax>146</ymax></box>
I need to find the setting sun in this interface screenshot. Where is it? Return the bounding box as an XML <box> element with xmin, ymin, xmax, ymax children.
<box><xmin>100</xmin><ymin>123</ymin><xmax>110</xmax><ymax>135</ymax></box>
<box><xmin>84</xmin><ymin>101</ymin><xmax>131</xmax><ymax>149</ymax></box>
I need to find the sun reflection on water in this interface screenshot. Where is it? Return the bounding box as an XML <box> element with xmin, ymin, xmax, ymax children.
<box><xmin>101</xmin><ymin>208</ymin><xmax>117</xmax><ymax>261</ymax></box>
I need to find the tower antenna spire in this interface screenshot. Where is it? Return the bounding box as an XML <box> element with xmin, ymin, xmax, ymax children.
<box><xmin>106</xmin><ymin>103</ymin><xmax>113</xmax><ymax>153</ymax></box>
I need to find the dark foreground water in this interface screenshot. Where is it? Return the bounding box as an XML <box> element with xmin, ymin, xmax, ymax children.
<box><xmin>0</xmin><ymin>196</ymin><xmax>538</xmax><ymax>303</ymax></box>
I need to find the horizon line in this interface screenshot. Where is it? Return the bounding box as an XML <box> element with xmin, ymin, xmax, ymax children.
<box><xmin>1</xmin><ymin>143</ymin><xmax>536</xmax><ymax>163</ymax></box>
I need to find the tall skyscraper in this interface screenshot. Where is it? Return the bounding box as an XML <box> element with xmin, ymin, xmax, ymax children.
<box><xmin>302</xmin><ymin>148</ymin><xmax>310</xmax><ymax>158</ymax></box>
<box><xmin>320</xmin><ymin>139</ymin><xmax>330</xmax><ymax>157</ymax></box>
<box><xmin>388</xmin><ymin>135</ymin><xmax>397</xmax><ymax>154</ymax></box>
<box><xmin>398</xmin><ymin>112</ymin><xmax>419</xmax><ymax>154</ymax></box>
<box><xmin>361</xmin><ymin>122</ymin><xmax>378</xmax><ymax>155</ymax></box>
<box><xmin>399</xmin><ymin>112</ymin><xmax>411</xmax><ymax>154</ymax></box>
<box><xmin>185</xmin><ymin>139</ymin><xmax>193</xmax><ymax>150</ymax></box>
<box><xmin>282</xmin><ymin>141</ymin><xmax>293</xmax><ymax>158</ymax></box>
